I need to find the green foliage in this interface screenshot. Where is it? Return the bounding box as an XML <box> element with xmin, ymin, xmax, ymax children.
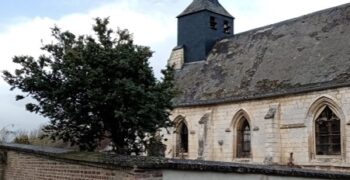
<box><xmin>13</xmin><ymin>134</ymin><xmax>30</xmax><ymax>144</ymax></box>
<box><xmin>3</xmin><ymin>18</ymin><xmax>177</xmax><ymax>154</ymax></box>
<box><xmin>146</xmin><ymin>133</ymin><xmax>166</xmax><ymax>157</ymax></box>
<box><xmin>28</xmin><ymin>127</ymin><xmax>76</xmax><ymax>149</ymax></box>
<box><xmin>11</xmin><ymin>128</ymin><xmax>75</xmax><ymax>149</ymax></box>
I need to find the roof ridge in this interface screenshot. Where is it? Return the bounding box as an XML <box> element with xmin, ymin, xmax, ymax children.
<box><xmin>174</xmin><ymin>2</ymin><xmax>350</xmax><ymax>107</ymax></box>
<box><xmin>224</xmin><ymin>2</ymin><xmax>350</xmax><ymax>40</ymax></box>
<box><xmin>178</xmin><ymin>0</ymin><xmax>233</xmax><ymax>18</ymax></box>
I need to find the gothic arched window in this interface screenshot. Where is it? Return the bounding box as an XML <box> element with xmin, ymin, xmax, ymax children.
<box><xmin>237</xmin><ymin>118</ymin><xmax>251</xmax><ymax>158</ymax></box>
<box><xmin>176</xmin><ymin>121</ymin><xmax>188</xmax><ymax>156</ymax></box>
<box><xmin>315</xmin><ymin>106</ymin><xmax>341</xmax><ymax>155</ymax></box>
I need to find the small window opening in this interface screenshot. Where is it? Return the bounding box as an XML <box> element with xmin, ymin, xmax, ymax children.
<box><xmin>176</xmin><ymin>122</ymin><xmax>188</xmax><ymax>157</ymax></box>
<box><xmin>315</xmin><ymin>106</ymin><xmax>341</xmax><ymax>155</ymax></box>
<box><xmin>210</xmin><ymin>16</ymin><xmax>217</xmax><ymax>30</ymax></box>
<box><xmin>223</xmin><ymin>20</ymin><xmax>231</xmax><ymax>34</ymax></box>
<box><xmin>237</xmin><ymin>118</ymin><xmax>251</xmax><ymax>158</ymax></box>
<box><xmin>180</xmin><ymin>123</ymin><xmax>188</xmax><ymax>153</ymax></box>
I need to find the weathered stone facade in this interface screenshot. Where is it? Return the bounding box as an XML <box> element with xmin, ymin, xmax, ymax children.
<box><xmin>168</xmin><ymin>47</ymin><xmax>185</xmax><ymax>70</ymax></box>
<box><xmin>165</xmin><ymin>0</ymin><xmax>350</xmax><ymax>172</ymax></box>
<box><xmin>163</xmin><ymin>87</ymin><xmax>350</xmax><ymax>170</ymax></box>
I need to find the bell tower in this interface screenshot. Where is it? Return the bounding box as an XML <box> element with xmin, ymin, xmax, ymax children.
<box><xmin>177</xmin><ymin>0</ymin><xmax>234</xmax><ymax>63</ymax></box>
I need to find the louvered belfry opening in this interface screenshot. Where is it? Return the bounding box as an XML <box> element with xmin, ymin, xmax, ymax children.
<box><xmin>315</xmin><ymin>106</ymin><xmax>341</xmax><ymax>155</ymax></box>
<box><xmin>237</xmin><ymin>118</ymin><xmax>251</xmax><ymax>158</ymax></box>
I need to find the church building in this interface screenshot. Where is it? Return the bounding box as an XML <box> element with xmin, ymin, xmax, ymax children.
<box><xmin>163</xmin><ymin>0</ymin><xmax>350</xmax><ymax>170</ymax></box>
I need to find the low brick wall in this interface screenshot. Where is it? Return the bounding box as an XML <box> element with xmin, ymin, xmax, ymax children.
<box><xmin>0</xmin><ymin>164</ymin><xmax>4</xmax><ymax>180</ymax></box>
<box><xmin>1</xmin><ymin>143</ymin><xmax>350</xmax><ymax>180</ymax></box>
<box><xmin>4</xmin><ymin>151</ymin><xmax>160</xmax><ymax>180</ymax></box>
<box><xmin>6</xmin><ymin>151</ymin><xmax>115</xmax><ymax>179</ymax></box>
<box><xmin>0</xmin><ymin>144</ymin><xmax>162</xmax><ymax>180</ymax></box>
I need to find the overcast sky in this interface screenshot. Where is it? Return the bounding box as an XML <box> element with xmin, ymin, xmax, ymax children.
<box><xmin>0</xmin><ymin>0</ymin><xmax>349</xmax><ymax>132</ymax></box>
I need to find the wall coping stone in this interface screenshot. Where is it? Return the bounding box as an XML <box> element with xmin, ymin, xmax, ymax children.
<box><xmin>1</xmin><ymin>143</ymin><xmax>350</xmax><ymax>179</ymax></box>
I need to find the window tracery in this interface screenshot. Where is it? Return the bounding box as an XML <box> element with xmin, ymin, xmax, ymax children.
<box><xmin>315</xmin><ymin>106</ymin><xmax>341</xmax><ymax>155</ymax></box>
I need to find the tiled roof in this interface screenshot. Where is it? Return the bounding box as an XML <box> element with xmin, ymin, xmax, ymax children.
<box><xmin>174</xmin><ymin>3</ymin><xmax>350</xmax><ymax>106</ymax></box>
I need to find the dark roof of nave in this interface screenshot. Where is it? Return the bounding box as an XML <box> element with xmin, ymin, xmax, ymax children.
<box><xmin>174</xmin><ymin>3</ymin><xmax>350</xmax><ymax>107</ymax></box>
<box><xmin>178</xmin><ymin>0</ymin><xmax>233</xmax><ymax>18</ymax></box>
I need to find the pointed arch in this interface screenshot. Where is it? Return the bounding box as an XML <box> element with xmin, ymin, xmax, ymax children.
<box><xmin>231</xmin><ymin>109</ymin><xmax>252</xmax><ymax>159</ymax></box>
<box><xmin>172</xmin><ymin>115</ymin><xmax>189</xmax><ymax>158</ymax></box>
<box><xmin>306</xmin><ymin>96</ymin><xmax>344</xmax><ymax>125</ymax></box>
<box><xmin>173</xmin><ymin>115</ymin><xmax>187</xmax><ymax>129</ymax></box>
<box><xmin>306</xmin><ymin>96</ymin><xmax>346</xmax><ymax>160</ymax></box>
<box><xmin>230</xmin><ymin>109</ymin><xmax>251</xmax><ymax>129</ymax></box>
<box><xmin>315</xmin><ymin>106</ymin><xmax>340</xmax><ymax>155</ymax></box>
<box><xmin>178</xmin><ymin>121</ymin><xmax>189</xmax><ymax>153</ymax></box>
<box><xmin>236</xmin><ymin>118</ymin><xmax>251</xmax><ymax>158</ymax></box>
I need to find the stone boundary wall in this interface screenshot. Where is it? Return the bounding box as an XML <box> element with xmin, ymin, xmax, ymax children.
<box><xmin>1</xmin><ymin>143</ymin><xmax>350</xmax><ymax>180</ymax></box>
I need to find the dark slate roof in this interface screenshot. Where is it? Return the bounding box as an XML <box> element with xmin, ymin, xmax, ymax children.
<box><xmin>174</xmin><ymin>3</ymin><xmax>350</xmax><ymax>107</ymax></box>
<box><xmin>178</xmin><ymin>0</ymin><xmax>233</xmax><ymax>18</ymax></box>
<box><xmin>2</xmin><ymin>143</ymin><xmax>350</xmax><ymax>179</ymax></box>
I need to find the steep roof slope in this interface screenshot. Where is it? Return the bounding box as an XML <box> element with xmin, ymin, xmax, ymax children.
<box><xmin>178</xmin><ymin>0</ymin><xmax>233</xmax><ymax>18</ymax></box>
<box><xmin>174</xmin><ymin>3</ymin><xmax>350</xmax><ymax>107</ymax></box>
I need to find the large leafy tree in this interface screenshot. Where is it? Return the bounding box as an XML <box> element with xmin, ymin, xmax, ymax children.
<box><xmin>3</xmin><ymin>18</ymin><xmax>177</xmax><ymax>155</ymax></box>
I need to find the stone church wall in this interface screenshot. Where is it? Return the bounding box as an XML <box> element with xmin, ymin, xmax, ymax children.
<box><xmin>164</xmin><ymin>87</ymin><xmax>350</xmax><ymax>170</ymax></box>
<box><xmin>168</xmin><ymin>47</ymin><xmax>184</xmax><ymax>70</ymax></box>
